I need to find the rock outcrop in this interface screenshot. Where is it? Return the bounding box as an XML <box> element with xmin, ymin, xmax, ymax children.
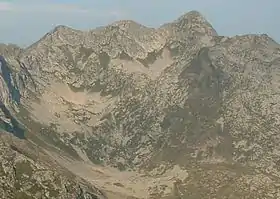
<box><xmin>0</xmin><ymin>132</ymin><xmax>105</xmax><ymax>199</ymax></box>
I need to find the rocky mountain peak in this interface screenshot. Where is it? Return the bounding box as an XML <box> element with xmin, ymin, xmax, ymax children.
<box><xmin>178</xmin><ymin>10</ymin><xmax>207</xmax><ymax>20</ymax></box>
<box><xmin>25</xmin><ymin>25</ymin><xmax>83</xmax><ymax>53</ymax></box>
<box><xmin>161</xmin><ymin>10</ymin><xmax>217</xmax><ymax>37</ymax></box>
<box><xmin>51</xmin><ymin>25</ymin><xmax>77</xmax><ymax>33</ymax></box>
<box><xmin>111</xmin><ymin>19</ymin><xmax>148</xmax><ymax>30</ymax></box>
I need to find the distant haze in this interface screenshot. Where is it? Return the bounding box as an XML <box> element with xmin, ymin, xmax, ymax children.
<box><xmin>0</xmin><ymin>0</ymin><xmax>278</xmax><ymax>47</ymax></box>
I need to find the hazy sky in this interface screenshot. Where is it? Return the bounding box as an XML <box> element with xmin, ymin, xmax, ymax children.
<box><xmin>0</xmin><ymin>0</ymin><xmax>278</xmax><ymax>46</ymax></box>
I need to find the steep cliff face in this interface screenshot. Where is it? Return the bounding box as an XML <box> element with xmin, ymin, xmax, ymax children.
<box><xmin>0</xmin><ymin>55</ymin><xmax>24</xmax><ymax>139</ymax></box>
<box><xmin>1</xmin><ymin>11</ymin><xmax>280</xmax><ymax>199</ymax></box>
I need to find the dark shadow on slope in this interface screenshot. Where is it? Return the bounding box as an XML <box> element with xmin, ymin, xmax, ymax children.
<box><xmin>17</xmin><ymin>59</ymin><xmax>37</xmax><ymax>92</ymax></box>
<box><xmin>0</xmin><ymin>104</ymin><xmax>25</xmax><ymax>139</ymax></box>
<box><xmin>157</xmin><ymin>47</ymin><xmax>233</xmax><ymax>164</ymax></box>
<box><xmin>136</xmin><ymin>49</ymin><xmax>163</xmax><ymax>67</ymax></box>
<box><xmin>0</xmin><ymin>55</ymin><xmax>21</xmax><ymax>104</ymax></box>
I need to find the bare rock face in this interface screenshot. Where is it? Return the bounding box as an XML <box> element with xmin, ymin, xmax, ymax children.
<box><xmin>1</xmin><ymin>11</ymin><xmax>280</xmax><ymax>198</ymax></box>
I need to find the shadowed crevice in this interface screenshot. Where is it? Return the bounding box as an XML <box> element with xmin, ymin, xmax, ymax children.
<box><xmin>0</xmin><ymin>104</ymin><xmax>25</xmax><ymax>139</ymax></box>
<box><xmin>0</xmin><ymin>55</ymin><xmax>21</xmax><ymax>104</ymax></box>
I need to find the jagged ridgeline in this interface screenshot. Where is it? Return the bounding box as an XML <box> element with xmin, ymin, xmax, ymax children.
<box><xmin>0</xmin><ymin>11</ymin><xmax>280</xmax><ymax>199</ymax></box>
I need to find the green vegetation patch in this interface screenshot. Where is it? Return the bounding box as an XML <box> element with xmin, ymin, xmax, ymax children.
<box><xmin>15</xmin><ymin>160</ymin><xmax>33</xmax><ymax>179</ymax></box>
<box><xmin>15</xmin><ymin>191</ymin><xmax>34</xmax><ymax>199</ymax></box>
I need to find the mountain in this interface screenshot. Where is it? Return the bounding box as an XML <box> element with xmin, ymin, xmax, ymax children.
<box><xmin>1</xmin><ymin>10</ymin><xmax>280</xmax><ymax>198</ymax></box>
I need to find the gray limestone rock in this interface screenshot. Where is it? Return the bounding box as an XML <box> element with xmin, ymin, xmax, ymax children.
<box><xmin>0</xmin><ymin>10</ymin><xmax>280</xmax><ymax>199</ymax></box>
